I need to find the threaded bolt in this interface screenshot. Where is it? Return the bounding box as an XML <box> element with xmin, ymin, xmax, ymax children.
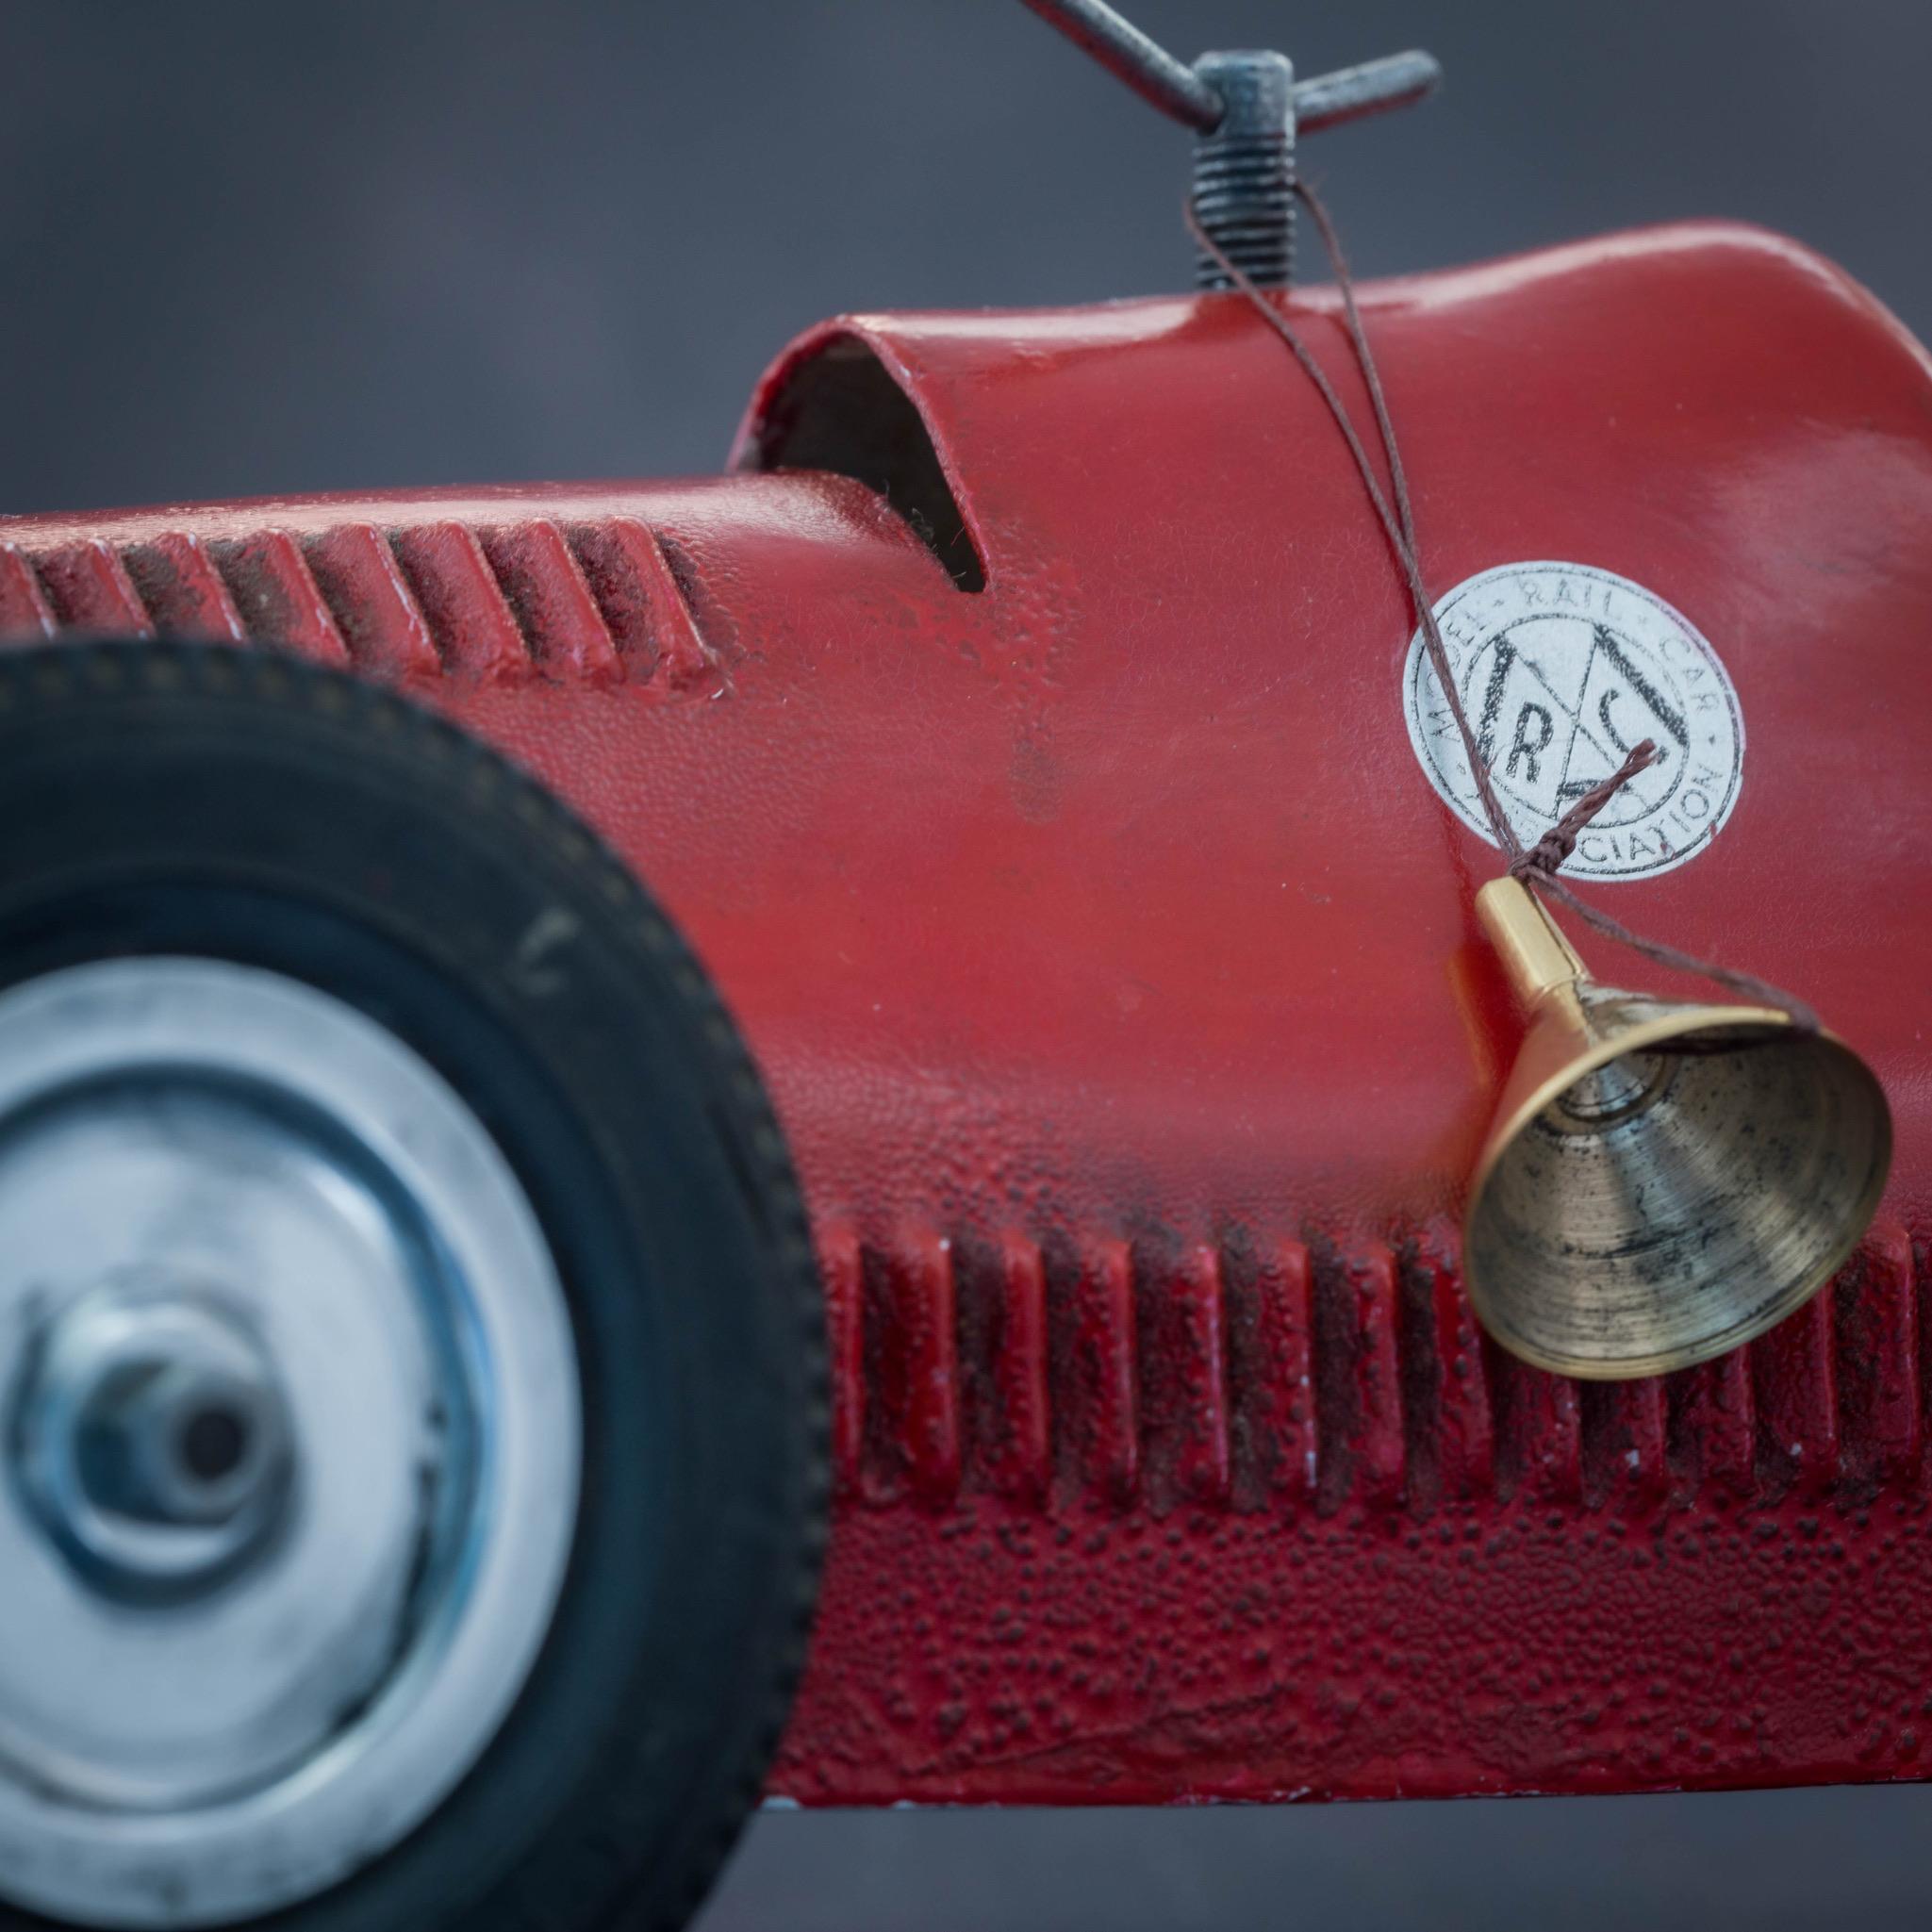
<box><xmin>1191</xmin><ymin>50</ymin><xmax>1296</xmax><ymax>289</ymax></box>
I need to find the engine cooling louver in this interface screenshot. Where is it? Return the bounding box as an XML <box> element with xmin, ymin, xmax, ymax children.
<box><xmin>0</xmin><ymin>519</ymin><xmax>718</xmax><ymax>693</ymax></box>
<box><xmin>822</xmin><ymin>1220</ymin><xmax>1925</xmax><ymax>1518</ymax></box>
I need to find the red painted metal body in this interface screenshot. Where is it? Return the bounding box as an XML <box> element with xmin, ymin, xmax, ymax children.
<box><xmin>5</xmin><ymin>221</ymin><xmax>1931</xmax><ymax>1807</ymax></box>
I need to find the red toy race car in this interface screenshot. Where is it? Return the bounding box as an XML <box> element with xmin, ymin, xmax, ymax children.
<box><xmin>0</xmin><ymin>6</ymin><xmax>1923</xmax><ymax>1930</ymax></box>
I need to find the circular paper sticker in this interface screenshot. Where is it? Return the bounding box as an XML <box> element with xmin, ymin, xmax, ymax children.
<box><xmin>1402</xmin><ymin>561</ymin><xmax>1743</xmax><ymax>882</ymax></box>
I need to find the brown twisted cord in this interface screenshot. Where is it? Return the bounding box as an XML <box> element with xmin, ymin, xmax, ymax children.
<box><xmin>1515</xmin><ymin>740</ymin><xmax>1659</xmax><ymax>880</ymax></box>
<box><xmin>1186</xmin><ymin>184</ymin><xmax>1819</xmax><ymax>1033</ymax></box>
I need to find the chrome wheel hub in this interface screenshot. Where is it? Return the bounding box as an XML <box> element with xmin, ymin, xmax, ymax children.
<box><xmin>0</xmin><ymin>960</ymin><xmax>582</xmax><ymax>1928</ymax></box>
<box><xmin>16</xmin><ymin>1283</ymin><xmax>296</xmax><ymax>1602</ymax></box>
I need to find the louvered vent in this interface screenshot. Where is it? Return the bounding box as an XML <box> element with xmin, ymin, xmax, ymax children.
<box><xmin>0</xmin><ymin>517</ymin><xmax>718</xmax><ymax>694</ymax></box>
<box><xmin>820</xmin><ymin>1218</ymin><xmax>1924</xmax><ymax>1519</ymax></box>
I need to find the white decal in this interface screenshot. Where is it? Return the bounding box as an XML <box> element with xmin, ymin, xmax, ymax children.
<box><xmin>1402</xmin><ymin>562</ymin><xmax>1743</xmax><ymax>882</ymax></box>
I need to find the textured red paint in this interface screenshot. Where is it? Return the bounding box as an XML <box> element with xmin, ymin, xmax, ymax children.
<box><xmin>1069</xmin><ymin>1240</ymin><xmax>1141</xmax><ymax>1510</ymax></box>
<box><xmin>864</xmin><ymin>1231</ymin><xmax>963</xmax><ymax>1506</ymax></box>
<box><xmin>768</xmin><ymin>1220</ymin><xmax>1932</xmax><ymax>1806</ymax></box>
<box><xmin>1754</xmin><ymin>1293</ymin><xmax>1841</xmax><ymax>1500</ymax></box>
<box><xmin>209</xmin><ymin>528</ymin><xmax>350</xmax><ymax>664</ymax></box>
<box><xmin>477</xmin><ymin>520</ymin><xmax>623</xmax><ymax>685</ymax></box>
<box><xmin>1835</xmin><ymin>1226</ymin><xmax>1920</xmax><ymax>1489</ymax></box>
<box><xmin>301</xmin><ymin>521</ymin><xmax>438</xmax><ymax>677</ymax></box>
<box><xmin>123</xmin><ymin>531</ymin><xmax>246</xmax><ymax>641</ymax></box>
<box><xmin>1404</xmin><ymin>1227</ymin><xmax>1494</xmax><ymax>1508</ymax></box>
<box><xmin>2</xmin><ymin>221</ymin><xmax>1930</xmax><ymax>1808</ymax></box>
<box><xmin>34</xmin><ymin>537</ymin><xmax>150</xmax><ymax>633</ymax></box>
<box><xmin>982</xmin><ymin>1234</ymin><xmax>1051</xmax><ymax>1506</ymax></box>
<box><xmin>1229</xmin><ymin>1238</ymin><xmax>1316</xmax><ymax>1511</ymax></box>
<box><xmin>563</xmin><ymin>516</ymin><xmax>719</xmax><ymax>692</ymax></box>
<box><xmin>0</xmin><ymin>545</ymin><xmax>55</xmax><ymax>639</ymax></box>
<box><xmin>1672</xmin><ymin>1348</ymin><xmax>1755</xmax><ymax>1499</ymax></box>
<box><xmin>1339</xmin><ymin>1246</ymin><xmax>1406</xmax><ymax>1511</ymax></box>
<box><xmin>389</xmin><ymin>521</ymin><xmax>530</xmax><ymax>680</ymax></box>
<box><xmin>817</xmin><ymin>1225</ymin><xmax>867</xmax><ymax>1499</ymax></box>
<box><xmin>1141</xmin><ymin>1245</ymin><xmax>1231</xmax><ymax>1510</ymax></box>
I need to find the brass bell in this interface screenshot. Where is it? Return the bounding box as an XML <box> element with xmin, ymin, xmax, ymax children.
<box><xmin>1464</xmin><ymin>877</ymin><xmax>1891</xmax><ymax>1380</ymax></box>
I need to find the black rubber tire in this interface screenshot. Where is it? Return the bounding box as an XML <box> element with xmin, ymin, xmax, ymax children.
<box><xmin>0</xmin><ymin>640</ymin><xmax>829</xmax><ymax>1932</ymax></box>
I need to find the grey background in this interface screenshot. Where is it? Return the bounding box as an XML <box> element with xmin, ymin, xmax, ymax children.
<box><xmin>3</xmin><ymin>2</ymin><xmax>1928</xmax><ymax>1926</ymax></box>
<box><xmin>2</xmin><ymin>1</ymin><xmax>1929</xmax><ymax>512</ymax></box>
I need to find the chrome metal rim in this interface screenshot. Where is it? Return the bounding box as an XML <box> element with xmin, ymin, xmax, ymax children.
<box><xmin>0</xmin><ymin>959</ymin><xmax>582</xmax><ymax>1927</ymax></box>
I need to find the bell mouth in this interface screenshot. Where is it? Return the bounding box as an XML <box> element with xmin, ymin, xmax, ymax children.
<box><xmin>1464</xmin><ymin>1006</ymin><xmax>1893</xmax><ymax>1380</ymax></box>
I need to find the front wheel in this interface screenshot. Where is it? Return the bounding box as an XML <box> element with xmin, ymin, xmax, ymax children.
<box><xmin>0</xmin><ymin>641</ymin><xmax>827</xmax><ymax>1932</ymax></box>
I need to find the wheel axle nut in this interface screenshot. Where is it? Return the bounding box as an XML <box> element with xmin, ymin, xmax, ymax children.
<box><xmin>76</xmin><ymin>1356</ymin><xmax>286</xmax><ymax>1528</ymax></box>
<box><xmin>11</xmin><ymin>1285</ymin><xmax>297</xmax><ymax>1602</ymax></box>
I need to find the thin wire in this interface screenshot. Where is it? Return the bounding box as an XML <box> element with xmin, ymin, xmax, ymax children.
<box><xmin>1185</xmin><ymin>185</ymin><xmax>1820</xmax><ymax>1033</ymax></box>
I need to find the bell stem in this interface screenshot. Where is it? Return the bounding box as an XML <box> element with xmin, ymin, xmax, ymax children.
<box><xmin>1477</xmin><ymin>876</ymin><xmax>1587</xmax><ymax>1008</ymax></box>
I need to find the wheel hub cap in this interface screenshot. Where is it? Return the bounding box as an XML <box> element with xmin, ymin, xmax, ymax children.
<box><xmin>0</xmin><ymin>959</ymin><xmax>583</xmax><ymax>1928</ymax></box>
<box><xmin>18</xmin><ymin>1283</ymin><xmax>296</xmax><ymax>1602</ymax></box>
